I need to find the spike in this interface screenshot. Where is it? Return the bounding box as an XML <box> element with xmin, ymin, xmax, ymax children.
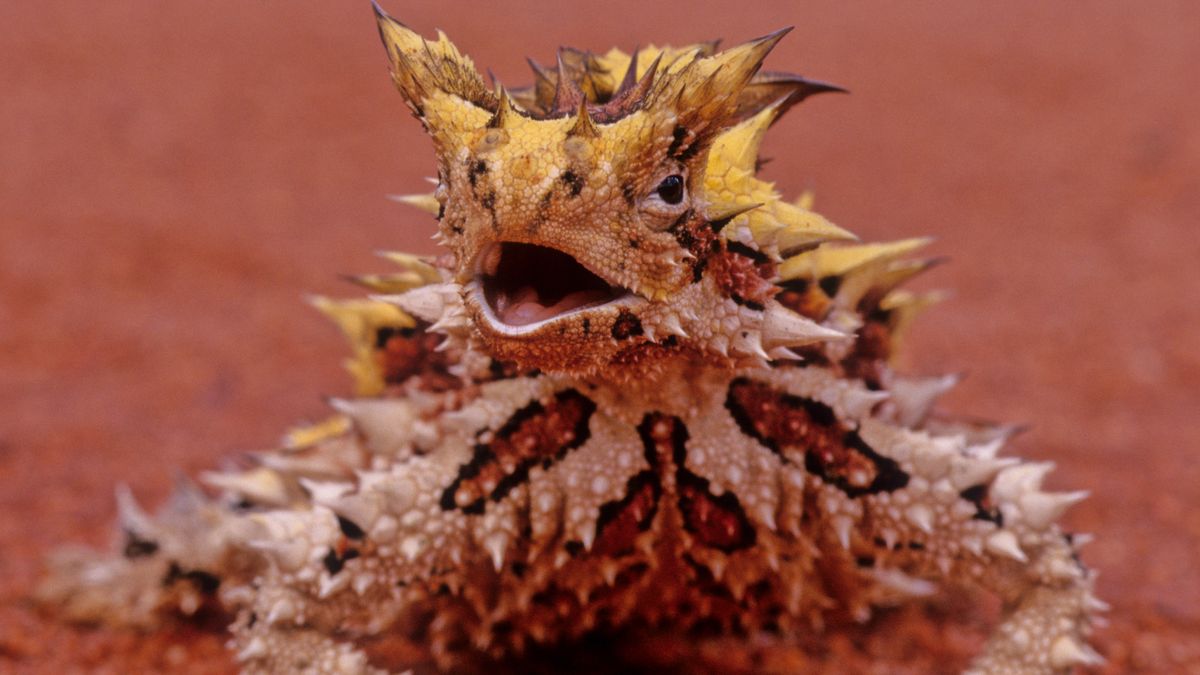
<box><xmin>596</xmin><ymin>52</ymin><xmax>662</xmax><ymax>122</ymax></box>
<box><xmin>905</xmin><ymin>503</ymin><xmax>935</xmax><ymax>534</ymax></box>
<box><xmin>705</xmin><ymin>202</ymin><xmax>763</xmax><ymax>233</ymax></box>
<box><xmin>373</xmin><ymin>4</ymin><xmax>492</xmax><ymax>114</ymax></box>
<box><xmin>386</xmin><ymin>192</ymin><xmax>440</xmax><ymax>215</ymax></box>
<box><xmin>949</xmin><ymin>457</ymin><xmax>1019</xmax><ymax>491</ymax></box>
<box><xmin>1019</xmin><ymin>490</ymin><xmax>1089</xmax><ymax>529</ymax></box>
<box><xmin>488</xmin><ymin>84</ymin><xmax>517</xmax><ymax>129</ymax></box>
<box><xmin>327</xmin><ymin>398</ymin><xmax>416</xmax><ymax>456</ymax></box>
<box><xmin>374</xmin><ymin>284</ymin><xmax>449</xmax><ymax>323</ymax></box>
<box><xmin>200</xmin><ymin>468</ymin><xmax>289</xmax><ymax>507</ymax></box>
<box><xmin>1049</xmin><ymin>635</ymin><xmax>1104</xmax><ymax>669</ymax></box>
<box><xmin>567</xmin><ymin>98</ymin><xmax>600</xmax><ymax>138</ymax></box>
<box><xmin>760</xmin><ymin>302</ymin><xmax>849</xmax><ymax>347</ymax></box>
<box><xmin>985</xmin><ymin>530</ymin><xmax>1027</xmax><ymax>563</ymax></box>
<box><xmin>832</xmin><ymin>515</ymin><xmax>854</xmax><ymax>550</ymax></box>
<box><xmin>551</xmin><ymin>50</ymin><xmax>586</xmax><ymax>115</ymax></box>
<box><xmin>115</xmin><ymin>484</ymin><xmax>154</xmax><ymax>536</ymax></box>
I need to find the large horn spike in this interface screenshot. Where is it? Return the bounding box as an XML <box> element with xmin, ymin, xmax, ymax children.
<box><xmin>615</xmin><ymin>48</ymin><xmax>640</xmax><ymax>97</ymax></box>
<box><xmin>373</xmin><ymin>2</ymin><xmax>493</xmax><ymax>115</ymax></box>
<box><xmin>649</xmin><ymin>27</ymin><xmax>794</xmax><ymax>152</ymax></box>
<box><xmin>551</xmin><ymin>49</ymin><xmax>587</xmax><ymax>115</ymax></box>
<box><xmin>732</xmin><ymin>72</ymin><xmax>847</xmax><ymax>124</ymax></box>
<box><xmin>595</xmin><ymin>52</ymin><xmax>662</xmax><ymax>122</ymax></box>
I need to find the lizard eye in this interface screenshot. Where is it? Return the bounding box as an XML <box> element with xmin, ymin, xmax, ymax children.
<box><xmin>655</xmin><ymin>174</ymin><xmax>685</xmax><ymax>205</ymax></box>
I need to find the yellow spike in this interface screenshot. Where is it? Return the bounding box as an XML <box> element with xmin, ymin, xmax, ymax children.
<box><xmin>711</xmin><ymin>101</ymin><xmax>782</xmax><ymax>173</ymax></box>
<box><xmin>375</xmin><ymin>251</ymin><xmax>442</xmax><ymax>283</ymax></box>
<box><xmin>795</xmin><ymin>189</ymin><xmax>815</xmax><ymax>211</ymax></box>
<box><xmin>880</xmin><ymin>289</ymin><xmax>949</xmax><ymax>350</ymax></box>
<box><xmin>768</xmin><ymin>202</ymin><xmax>857</xmax><ymax>253</ymax></box>
<box><xmin>488</xmin><ymin>84</ymin><xmax>517</xmax><ymax>129</ymax></box>
<box><xmin>650</xmin><ymin>28</ymin><xmax>792</xmax><ymax>134</ymax></box>
<box><xmin>342</xmin><ymin>271</ymin><xmax>431</xmax><ymax>294</ymax></box>
<box><xmin>309</xmin><ymin>296</ymin><xmax>415</xmax><ymax>395</ymax></box>
<box><xmin>387</xmin><ymin>192</ymin><xmax>440</xmax><ymax>215</ymax></box>
<box><xmin>373</xmin><ymin>4</ymin><xmax>491</xmax><ymax>113</ymax></box>
<box><xmin>283</xmin><ymin>415</ymin><xmax>353</xmax><ymax>450</ymax></box>
<box><xmin>779</xmin><ymin>237</ymin><xmax>933</xmax><ymax>281</ymax></box>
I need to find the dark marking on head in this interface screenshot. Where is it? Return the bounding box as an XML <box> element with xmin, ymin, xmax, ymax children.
<box><xmin>337</xmin><ymin>515</ymin><xmax>366</xmax><ymax>540</ymax></box>
<box><xmin>818</xmin><ymin>275</ymin><xmax>842</xmax><ymax>298</ymax></box>
<box><xmin>582</xmin><ymin>317</ymin><xmax>591</xmax><ymax>335</ymax></box>
<box><xmin>122</xmin><ymin>531</ymin><xmax>159</xmax><ymax>559</ymax></box>
<box><xmin>560</xmin><ymin>170</ymin><xmax>585</xmax><ymax>197</ymax></box>
<box><xmin>611</xmin><ymin>310</ymin><xmax>644</xmax><ymax>340</ymax></box>
<box><xmin>468</xmin><ymin>159</ymin><xmax>488</xmax><ymax>188</ymax></box>
<box><xmin>960</xmin><ymin>484</ymin><xmax>1004</xmax><ymax>527</ymax></box>
<box><xmin>726</xmin><ymin>241</ymin><xmax>770</xmax><ymax>264</ymax></box>
<box><xmin>628</xmin><ymin>238</ymin><xmax>640</xmax><ymax>249</ymax></box>
<box><xmin>164</xmin><ymin>563</ymin><xmax>220</xmax><ymax>595</ymax></box>
<box><xmin>667</xmin><ymin>125</ymin><xmax>689</xmax><ymax>158</ymax></box>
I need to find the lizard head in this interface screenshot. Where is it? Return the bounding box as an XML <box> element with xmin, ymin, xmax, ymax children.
<box><xmin>375</xmin><ymin>5</ymin><xmax>856</xmax><ymax>375</ymax></box>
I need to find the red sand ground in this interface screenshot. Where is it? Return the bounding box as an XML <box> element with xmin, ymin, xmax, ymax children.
<box><xmin>2</xmin><ymin>1</ymin><xmax>1198</xmax><ymax>672</ymax></box>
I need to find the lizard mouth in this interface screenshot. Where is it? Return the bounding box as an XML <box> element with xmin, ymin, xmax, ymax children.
<box><xmin>476</xmin><ymin>242</ymin><xmax>627</xmax><ymax>330</ymax></box>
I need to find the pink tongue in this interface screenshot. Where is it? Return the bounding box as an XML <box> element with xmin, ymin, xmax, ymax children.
<box><xmin>496</xmin><ymin>286</ymin><xmax>611</xmax><ymax>326</ymax></box>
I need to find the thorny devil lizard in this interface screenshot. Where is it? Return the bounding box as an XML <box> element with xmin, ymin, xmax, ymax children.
<box><xmin>39</xmin><ymin>6</ymin><xmax>1106</xmax><ymax>674</ymax></box>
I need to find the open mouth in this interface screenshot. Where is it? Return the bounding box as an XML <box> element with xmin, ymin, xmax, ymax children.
<box><xmin>478</xmin><ymin>242</ymin><xmax>626</xmax><ymax>328</ymax></box>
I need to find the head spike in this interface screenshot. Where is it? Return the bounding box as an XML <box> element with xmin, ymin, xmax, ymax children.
<box><xmin>552</xmin><ymin>50</ymin><xmax>586</xmax><ymax>115</ymax></box>
<box><xmin>373</xmin><ymin>4</ymin><xmax>493</xmax><ymax>115</ymax></box>
<box><xmin>567</xmin><ymin>98</ymin><xmax>600</xmax><ymax>138</ymax></box>
<box><xmin>595</xmin><ymin>52</ymin><xmax>662</xmax><ymax>122</ymax></box>
<box><xmin>488</xmin><ymin>84</ymin><xmax>517</xmax><ymax>128</ymax></box>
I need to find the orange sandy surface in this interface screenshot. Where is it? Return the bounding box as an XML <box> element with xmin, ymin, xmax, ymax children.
<box><xmin>2</xmin><ymin>1</ymin><xmax>1198</xmax><ymax>673</ymax></box>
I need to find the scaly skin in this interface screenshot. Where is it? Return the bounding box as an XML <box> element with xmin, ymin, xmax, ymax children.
<box><xmin>39</xmin><ymin>6</ymin><xmax>1105</xmax><ymax>673</ymax></box>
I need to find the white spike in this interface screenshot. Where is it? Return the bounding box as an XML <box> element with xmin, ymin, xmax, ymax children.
<box><xmin>985</xmin><ymin>530</ymin><xmax>1027</xmax><ymax>563</ymax></box>
<box><xmin>266</xmin><ymin>598</ymin><xmax>296</xmax><ymax>625</ymax></box>
<box><xmin>326</xmin><ymin>398</ymin><xmax>417</xmax><ymax>456</ymax></box>
<box><xmin>710</xmin><ymin>334</ymin><xmax>730</xmax><ymax>357</ymax></box>
<box><xmin>297</xmin><ymin>478</ymin><xmax>353</xmax><ymax>506</ymax></box>
<box><xmin>318</xmin><ymin>572</ymin><xmax>349</xmax><ymax>598</ymax></box>
<box><xmin>991</xmin><ymin>462</ymin><xmax>1055</xmax><ymax>505</ymax></box>
<box><xmin>374</xmin><ymin>284</ymin><xmax>450</xmax><ymax>323</ymax></box>
<box><xmin>200</xmin><ymin>468</ymin><xmax>288</xmax><ymax>506</ymax></box>
<box><xmin>485</xmin><ymin>535</ymin><xmax>507</xmax><ymax>571</ymax></box>
<box><xmin>905</xmin><ymin>504</ymin><xmax>935</xmax><ymax>534</ymax></box>
<box><xmin>114</xmin><ymin>484</ymin><xmax>154</xmax><ymax>535</ymax></box>
<box><xmin>760</xmin><ymin>302</ymin><xmax>849</xmax><ymax>347</ymax></box>
<box><xmin>237</xmin><ymin>637</ymin><xmax>268</xmax><ymax>661</ymax></box>
<box><xmin>871</xmin><ymin>569</ymin><xmax>937</xmax><ymax>597</ymax></box>
<box><xmin>949</xmin><ymin>457</ymin><xmax>1019</xmax><ymax>491</ymax></box>
<box><xmin>660</xmin><ymin>313</ymin><xmax>688</xmax><ymax>338</ymax></box>
<box><xmin>732</xmin><ymin>329</ymin><xmax>770</xmax><ymax>360</ymax></box>
<box><xmin>246</xmin><ymin>539</ymin><xmax>308</xmax><ymax>572</ymax></box>
<box><xmin>1019</xmin><ymin>490</ymin><xmax>1089</xmax><ymax>529</ymax></box>
<box><xmin>1049</xmin><ymin>635</ymin><xmax>1104</xmax><ymax>669</ymax></box>
<box><xmin>832</xmin><ymin>516</ymin><xmax>854</xmax><ymax>550</ymax></box>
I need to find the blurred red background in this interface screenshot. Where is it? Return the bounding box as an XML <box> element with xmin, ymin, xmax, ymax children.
<box><xmin>2</xmin><ymin>1</ymin><xmax>1197</xmax><ymax>672</ymax></box>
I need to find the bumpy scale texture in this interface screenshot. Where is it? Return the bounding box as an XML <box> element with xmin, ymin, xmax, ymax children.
<box><xmin>40</xmin><ymin>7</ymin><xmax>1106</xmax><ymax>674</ymax></box>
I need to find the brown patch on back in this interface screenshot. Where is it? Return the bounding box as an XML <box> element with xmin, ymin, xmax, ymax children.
<box><xmin>724</xmin><ymin>378</ymin><xmax>908</xmax><ymax>497</ymax></box>
<box><xmin>441</xmin><ymin>390</ymin><xmax>596</xmax><ymax>513</ymax></box>
<box><xmin>376</xmin><ymin>324</ymin><xmax>459</xmax><ymax>391</ymax></box>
